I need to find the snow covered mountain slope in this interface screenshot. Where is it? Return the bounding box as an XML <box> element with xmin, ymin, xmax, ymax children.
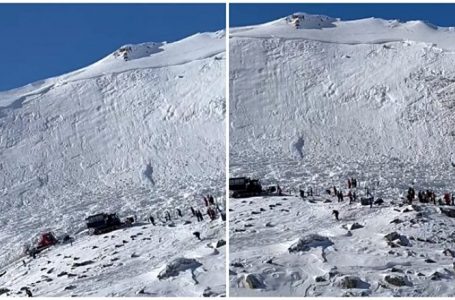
<box><xmin>0</xmin><ymin>31</ymin><xmax>225</xmax><ymax>296</ymax></box>
<box><xmin>230</xmin><ymin>13</ymin><xmax>455</xmax><ymax>184</ymax></box>
<box><xmin>229</xmin><ymin>13</ymin><xmax>455</xmax><ymax>296</ymax></box>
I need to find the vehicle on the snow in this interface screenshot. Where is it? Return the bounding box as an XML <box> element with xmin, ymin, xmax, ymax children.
<box><xmin>361</xmin><ymin>197</ymin><xmax>374</xmax><ymax>206</ymax></box>
<box><xmin>26</xmin><ymin>232</ymin><xmax>58</xmax><ymax>257</ymax></box>
<box><xmin>86</xmin><ymin>213</ymin><xmax>123</xmax><ymax>235</ymax></box>
<box><xmin>229</xmin><ymin>177</ymin><xmax>263</xmax><ymax>198</ymax></box>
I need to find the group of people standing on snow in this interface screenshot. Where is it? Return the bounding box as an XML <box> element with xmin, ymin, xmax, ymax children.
<box><xmin>148</xmin><ymin>194</ymin><xmax>225</xmax><ymax>227</ymax></box>
<box><xmin>299</xmin><ymin>187</ymin><xmax>313</xmax><ymax>199</ymax></box>
<box><xmin>407</xmin><ymin>187</ymin><xmax>454</xmax><ymax>206</ymax></box>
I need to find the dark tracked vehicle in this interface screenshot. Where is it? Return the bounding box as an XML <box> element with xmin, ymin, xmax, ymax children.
<box><xmin>86</xmin><ymin>213</ymin><xmax>123</xmax><ymax>235</ymax></box>
<box><xmin>229</xmin><ymin>177</ymin><xmax>263</xmax><ymax>198</ymax></box>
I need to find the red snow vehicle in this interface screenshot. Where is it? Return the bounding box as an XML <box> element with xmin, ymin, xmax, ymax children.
<box><xmin>27</xmin><ymin>232</ymin><xmax>58</xmax><ymax>257</ymax></box>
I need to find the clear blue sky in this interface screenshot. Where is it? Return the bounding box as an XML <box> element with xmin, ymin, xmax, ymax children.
<box><xmin>230</xmin><ymin>4</ymin><xmax>455</xmax><ymax>27</ymax></box>
<box><xmin>0</xmin><ymin>4</ymin><xmax>225</xmax><ymax>91</ymax></box>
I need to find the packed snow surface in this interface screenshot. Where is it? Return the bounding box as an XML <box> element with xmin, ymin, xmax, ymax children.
<box><xmin>229</xmin><ymin>13</ymin><xmax>455</xmax><ymax>296</ymax></box>
<box><xmin>0</xmin><ymin>31</ymin><xmax>226</xmax><ymax>296</ymax></box>
<box><xmin>230</xmin><ymin>195</ymin><xmax>455</xmax><ymax>296</ymax></box>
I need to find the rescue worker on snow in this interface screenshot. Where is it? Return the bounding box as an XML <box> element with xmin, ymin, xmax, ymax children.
<box><xmin>444</xmin><ymin>193</ymin><xmax>451</xmax><ymax>205</ymax></box>
<box><xmin>277</xmin><ymin>185</ymin><xmax>282</xmax><ymax>196</ymax></box>
<box><xmin>332</xmin><ymin>210</ymin><xmax>340</xmax><ymax>221</ymax></box>
<box><xmin>209</xmin><ymin>195</ymin><xmax>215</xmax><ymax>205</ymax></box>
<box><xmin>193</xmin><ymin>231</ymin><xmax>202</xmax><ymax>241</ymax></box>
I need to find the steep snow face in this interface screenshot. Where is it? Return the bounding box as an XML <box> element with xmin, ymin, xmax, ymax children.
<box><xmin>230</xmin><ymin>13</ymin><xmax>455</xmax><ymax>185</ymax></box>
<box><xmin>0</xmin><ymin>31</ymin><xmax>226</xmax><ymax>295</ymax></box>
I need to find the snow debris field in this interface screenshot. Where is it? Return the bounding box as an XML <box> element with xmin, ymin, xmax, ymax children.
<box><xmin>0</xmin><ymin>31</ymin><xmax>226</xmax><ymax>296</ymax></box>
<box><xmin>229</xmin><ymin>13</ymin><xmax>455</xmax><ymax>296</ymax></box>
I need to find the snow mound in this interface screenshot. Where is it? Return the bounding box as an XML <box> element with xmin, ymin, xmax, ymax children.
<box><xmin>336</xmin><ymin>275</ymin><xmax>370</xmax><ymax>289</ymax></box>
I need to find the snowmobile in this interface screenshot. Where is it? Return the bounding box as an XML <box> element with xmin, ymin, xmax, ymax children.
<box><xmin>86</xmin><ymin>213</ymin><xmax>123</xmax><ymax>235</ymax></box>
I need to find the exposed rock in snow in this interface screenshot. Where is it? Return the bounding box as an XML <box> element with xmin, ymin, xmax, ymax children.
<box><xmin>443</xmin><ymin>249</ymin><xmax>455</xmax><ymax>257</ymax></box>
<box><xmin>384</xmin><ymin>274</ymin><xmax>411</xmax><ymax>286</ymax></box>
<box><xmin>288</xmin><ymin>234</ymin><xmax>334</xmax><ymax>253</ymax></box>
<box><xmin>440</xmin><ymin>207</ymin><xmax>455</xmax><ymax>218</ymax></box>
<box><xmin>0</xmin><ymin>288</ymin><xmax>10</xmax><ymax>296</ymax></box>
<box><xmin>241</xmin><ymin>273</ymin><xmax>265</xmax><ymax>289</ymax></box>
<box><xmin>215</xmin><ymin>239</ymin><xmax>226</xmax><ymax>248</ymax></box>
<box><xmin>384</xmin><ymin>232</ymin><xmax>411</xmax><ymax>247</ymax></box>
<box><xmin>157</xmin><ymin>257</ymin><xmax>203</xmax><ymax>280</ymax></box>
<box><xmin>336</xmin><ymin>275</ymin><xmax>370</xmax><ymax>289</ymax></box>
<box><xmin>347</xmin><ymin>222</ymin><xmax>364</xmax><ymax>230</ymax></box>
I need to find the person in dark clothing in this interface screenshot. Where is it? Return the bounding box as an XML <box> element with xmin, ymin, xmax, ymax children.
<box><xmin>444</xmin><ymin>193</ymin><xmax>451</xmax><ymax>205</ymax></box>
<box><xmin>22</xmin><ymin>260</ymin><xmax>26</xmax><ymax>267</ymax></box>
<box><xmin>353</xmin><ymin>191</ymin><xmax>357</xmax><ymax>202</ymax></box>
<box><xmin>370</xmin><ymin>198</ymin><xmax>373</xmax><ymax>208</ymax></box>
<box><xmin>452</xmin><ymin>193</ymin><xmax>454</xmax><ymax>206</ymax></box>
<box><xmin>196</xmin><ymin>210</ymin><xmax>204</xmax><ymax>222</ymax></box>
<box><xmin>333</xmin><ymin>186</ymin><xmax>337</xmax><ymax>195</ymax></box>
<box><xmin>348</xmin><ymin>190</ymin><xmax>353</xmax><ymax>204</ymax></box>
<box><xmin>149</xmin><ymin>215</ymin><xmax>155</xmax><ymax>226</ymax></box>
<box><xmin>209</xmin><ymin>195</ymin><xmax>215</xmax><ymax>205</ymax></box>
<box><xmin>348</xmin><ymin>179</ymin><xmax>352</xmax><ymax>189</ymax></box>
<box><xmin>277</xmin><ymin>185</ymin><xmax>282</xmax><ymax>196</ymax></box>
<box><xmin>300</xmin><ymin>189</ymin><xmax>305</xmax><ymax>199</ymax></box>
<box><xmin>407</xmin><ymin>187</ymin><xmax>415</xmax><ymax>204</ymax></box>
<box><xmin>207</xmin><ymin>207</ymin><xmax>215</xmax><ymax>220</ymax></box>
<box><xmin>203</xmin><ymin>197</ymin><xmax>209</xmax><ymax>207</ymax></box>
<box><xmin>190</xmin><ymin>207</ymin><xmax>196</xmax><ymax>216</ymax></box>
<box><xmin>193</xmin><ymin>231</ymin><xmax>202</xmax><ymax>241</ymax></box>
<box><xmin>166</xmin><ymin>211</ymin><xmax>171</xmax><ymax>222</ymax></box>
<box><xmin>332</xmin><ymin>210</ymin><xmax>340</xmax><ymax>221</ymax></box>
<box><xmin>24</xmin><ymin>288</ymin><xmax>32</xmax><ymax>297</ymax></box>
<box><xmin>176</xmin><ymin>208</ymin><xmax>182</xmax><ymax>218</ymax></box>
<box><xmin>309</xmin><ymin>187</ymin><xmax>313</xmax><ymax>197</ymax></box>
